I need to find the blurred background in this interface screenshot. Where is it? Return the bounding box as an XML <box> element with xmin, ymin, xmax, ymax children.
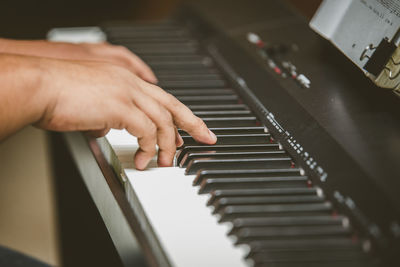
<box><xmin>0</xmin><ymin>0</ymin><xmax>321</xmax><ymax>266</ymax></box>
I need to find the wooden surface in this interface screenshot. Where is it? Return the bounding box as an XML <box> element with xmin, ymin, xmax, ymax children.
<box><xmin>0</xmin><ymin>127</ymin><xmax>59</xmax><ymax>265</ymax></box>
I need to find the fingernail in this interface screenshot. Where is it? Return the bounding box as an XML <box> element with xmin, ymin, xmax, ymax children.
<box><xmin>208</xmin><ymin>129</ymin><xmax>217</xmax><ymax>143</ymax></box>
<box><xmin>134</xmin><ymin>152</ymin><xmax>150</xmax><ymax>171</ymax></box>
<box><xmin>151</xmin><ymin>76</ymin><xmax>159</xmax><ymax>84</ymax></box>
<box><xmin>176</xmin><ymin>134</ymin><xmax>184</xmax><ymax>147</ymax></box>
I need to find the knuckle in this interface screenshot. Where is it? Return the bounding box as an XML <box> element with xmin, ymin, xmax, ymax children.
<box><xmin>154</xmin><ymin>106</ymin><xmax>173</xmax><ymax>126</ymax></box>
<box><xmin>186</xmin><ymin>116</ymin><xmax>205</xmax><ymax>130</ymax></box>
<box><xmin>165</xmin><ymin>93</ymin><xmax>179</xmax><ymax>106</ymax></box>
<box><xmin>147</xmin><ymin>121</ymin><xmax>157</xmax><ymax>137</ymax></box>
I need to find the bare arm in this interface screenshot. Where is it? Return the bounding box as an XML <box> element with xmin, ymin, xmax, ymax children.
<box><xmin>0</xmin><ymin>54</ymin><xmax>49</xmax><ymax>140</ymax></box>
<box><xmin>0</xmin><ymin>38</ymin><xmax>158</xmax><ymax>83</ymax></box>
<box><xmin>0</xmin><ymin>53</ymin><xmax>216</xmax><ymax>169</ymax></box>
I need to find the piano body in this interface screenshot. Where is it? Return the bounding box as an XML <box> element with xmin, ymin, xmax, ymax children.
<box><xmin>50</xmin><ymin>0</ymin><xmax>400</xmax><ymax>266</ymax></box>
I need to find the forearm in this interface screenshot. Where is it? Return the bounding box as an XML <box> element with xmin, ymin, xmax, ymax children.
<box><xmin>0</xmin><ymin>38</ymin><xmax>158</xmax><ymax>83</ymax></box>
<box><xmin>0</xmin><ymin>53</ymin><xmax>49</xmax><ymax>140</ymax></box>
<box><xmin>0</xmin><ymin>38</ymin><xmax>73</xmax><ymax>59</ymax></box>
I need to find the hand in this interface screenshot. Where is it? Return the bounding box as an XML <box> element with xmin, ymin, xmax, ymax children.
<box><xmin>0</xmin><ymin>38</ymin><xmax>157</xmax><ymax>83</ymax></box>
<box><xmin>35</xmin><ymin>58</ymin><xmax>217</xmax><ymax>170</ymax></box>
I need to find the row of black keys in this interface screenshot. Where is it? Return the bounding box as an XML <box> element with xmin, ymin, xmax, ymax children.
<box><xmin>104</xmin><ymin>22</ymin><xmax>378</xmax><ymax>267</ymax></box>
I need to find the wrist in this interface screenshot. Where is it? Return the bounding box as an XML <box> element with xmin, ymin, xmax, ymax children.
<box><xmin>0</xmin><ymin>54</ymin><xmax>52</xmax><ymax>137</ymax></box>
<box><xmin>12</xmin><ymin>55</ymin><xmax>53</xmax><ymax>125</ymax></box>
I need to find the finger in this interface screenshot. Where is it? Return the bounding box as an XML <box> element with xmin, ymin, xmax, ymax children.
<box><xmin>85</xmin><ymin>128</ymin><xmax>110</xmax><ymax>138</ymax></box>
<box><xmin>175</xmin><ymin>127</ymin><xmax>184</xmax><ymax>147</ymax></box>
<box><xmin>139</xmin><ymin>82</ymin><xmax>217</xmax><ymax>145</ymax></box>
<box><xmin>123</xmin><ymin>106</ymin><xmax>157</xmax><ymax>170</ymax></box>
<box><xmin>131</xmin><ymin>90</ymin><xmax>176</xmax><ymax>167</ymax></box>
<box><xmin>117</xmin><ymin>47</ymin><xmax>158</xmax><ymax>84</ymax></box>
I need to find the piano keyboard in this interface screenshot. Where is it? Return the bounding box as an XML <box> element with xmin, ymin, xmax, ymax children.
<box><xmin>103</xmin><ymin>21</ymin><xmax>377</xmax><ymax>267</ymax></box>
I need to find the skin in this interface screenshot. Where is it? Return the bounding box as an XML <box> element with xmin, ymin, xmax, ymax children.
<box><xmin>0</xmin><ymin>39</ymin><xmax>217</xmax><ymax>170</ymax></box>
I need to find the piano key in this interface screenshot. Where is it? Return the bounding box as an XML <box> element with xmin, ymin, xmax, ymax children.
<box><xmin>147</xmin><ymin>57</ymin><xmax>214</xmax><ymax>68</ymax></box>
<box><xmin>127</xmin><ymin>44</ymin><xmax>198</xmax><ymax>55</ymax></box>
<box><xmin>251</xmin><ymin>249</ymin><xmax>369</xmax><ymax>266</ymax></box>
<box><xmin>255</xmin><ymin>261</ymin><xmax>373</xmax><ymax>267</ymax></box>
<box><xmin>208</xmin><ymin>188</ymin><xmax>319</xmax><ymax>206</ymax></box>
<box><xmin>150</xmin><ymin>61</ymin><xmax>215</xmax><ymax>70</ymax></box>
<box><xmin>181</xmin><ymin>133</ymin><xmax>270</xmax><ymax>146</ymax></box>
<box><xmin>235</xmin><ymin>225</ymin><xmax>351</xmax><ymax>243</ymax></box>
<box><xmin>200</xmin><ymin>176</ymin><xmax>308</xmax><ymax>194</ymax></box>
<box><xmin>193</xmin><ymin>110</ymin><xmax>253</xmax><ymax>117</ymax></box>
<box><xmin>159</xmin><ymin>79</ymin><xmax>227</xmax><ymax>88</ymax></box>
<box><xmin>155</xmin><ymin>68</ymin><xmax>222</xmax><ymax>76</ymax></box>
<box><xmin>123</xmin><ymin>166</ymin><xmax>248</xmax><ymax>267</ymax></box>
<box><xmin>187</xmin><ymin>104</ymin><xmax>248</xmax><ymax>111</ymax></box>
<box><xmin>180</xmin><ymin>150</ymin><xmax>284</xmax><ymax>167</ymax></box>
<box><xmin>248</xmin><ymin>237</ymin><xmax>361</xmax><ymax>252</ymax></box>
<box><xmin>177</xmin><ymin>95</ymin><xmax>238</xmax><ymax>104</ymax></box>
<box><xmin>126</xmin><ymin>40</ymin><xmax>198</xmax><ymax>48</ymax></box>
<box><xmin>142</xmin><ymin>54</ymin><xmax>209</xmax><ymax>63</ymax></box>
<box><xmin>193</xmin><ymin>168</ymin><xmax>301</xmax><ymax>186</ymax></box>
<box><xmin>105</xmin><ymin>23</ymin><xmax>185</xmax><ymax>32</ymax></box>
<box><xmin>178</xmin><ymin>126</ymin><xmax>265</xmax><ymax>136</ymax></box>
<box><xmin>167</xmin><ymin>89</ymin><xmax>235</xmax><ymax>96</ymax></box>
<box><xmin>185</xmin><ymin>157</ymin><xmax>293</xmax><ymax>175</ymax></box>
<box><xmin>231</xmin><ymin>216</ymin><xmax>349</xmax><ymax>238</ymax></box>
<box><xmin>112</xmin><ymin>37</ymin><xmax>195</xmax><ymax>44</ymax></box>
<box><xmin>177</xmin><ymin>144</ymin><xmax>279</xmax><ymax>165</ymax></box>
<box><xmin>159</xmin><ymin>73</ymin><xmax>223</xmax><ymax>81</ymax></box>
<box><xmin>203</xmin><ymin>117</ymin><xmax>258</xmax><ymax>127</ymax></box>
<box><xmin>232</xmin><ymin>215</ymin><xmax>347</xmax><ymax>229</ymax></box>
<box><xmin>218</xmin><ymin>202</ymin><xmax>333</xmax><ymax>221</ymax></box>
<box><xmin>107</xmin><ymin>30</ymin><xmax>190</xmax><ymax>39</ymax></box>
<box><xmin>212</xmin><ymin>194</ymin><xmax>322</xmax><ymax>213</ymax></box>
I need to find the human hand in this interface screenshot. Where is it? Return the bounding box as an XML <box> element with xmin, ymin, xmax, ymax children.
<box><xmin>0</xmin><ymin>38</ymin><xmax>157</xmax><ymax>83</ymax></box>
<box><xmin>35</xmin><ymin>58</ymin><xmax>216</xmax><ymax>170</ymax></box>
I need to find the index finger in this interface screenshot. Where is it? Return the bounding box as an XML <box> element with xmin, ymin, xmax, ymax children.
<box><xmin>118</xmin><ymin>47</ymin><xmax>158</xmax><ymax>84</ymax></box>
<box><xmin>139</xmin><ymin>82</ymin><xmax>217</xmax><ymax>145</ymax></box>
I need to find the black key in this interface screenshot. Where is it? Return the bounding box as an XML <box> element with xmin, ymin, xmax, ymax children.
<box><xmin>158</xmin><ymin>73</ymin><xmax>223</xmax><ymax>81</ymax></box>
<box><xmin>185</xmin><ymin>157</ymin><xmax>292</xmax><ymax>175</ymax></box>
<box><xmin>187</xmin><ymin>104</ymin><xmax>248</xmax><ymax>111</ymax></box>
<box><xmin>155</xmin><ymin>68</ymin><xmax>221</xmax><ymax>76</ymax></box>
<box><xmin>248</xmin><ymin>237</ymin><xmax>360</xmax><ymax>252</ymax></box>
<box><xmin>127</xmin><ymin>42</ymin><xmax>198</xmax><ymax>50</ymax></box>
<box><xmin>194</xmin><ymin>168</ymin><xmax>301</xmax><ymax>186</ymax></box>
<box><xmin>251</xmin><ymin>249</ymin><xmax>368</xmax><ymax>266</ymax></box>
<box><xmin>193</xmin><ymin>110</ymin><xmax>253</xmax><ymax>117</ymax></box>
<box><xmin>212</xmin><ymin>194</ymin><xmax>321</xmax><ymax>213</ymax></box>
<box><xmin>167</xmin><ymin>89</ymin><xmax>235</xmax><ymax>96</ymax></box>
<box><xmin>127</xmin><ymin>43</ymin><xmax>198</xmax><ymax>55</ymax></box>
<box><xmin>235</xmin><ymin>225</ymin><xmax>351</xmax><ymax>243</ymax></box>
<box><xmin>218</xmin><ymin>202</ymin><xmax>332</xmax><ymax>222</ymax></box>
<box><xmin>255</xmin><ymin>260</ymin><xmax>373</xmax><ymax>267</ymax></box>
<box><xmin>142</xmin><ymin>55</ymin><xmax>210</xmax><ymax>63</ymax></box>
<box><xmin>107</xmin><ymin>30</ymin><xmax>190</xmax><ymax>39</ymax></box>
<box><xmin>232</xmin><ymin>215</ymin><xmax>346</xmax><ymax>229</ymax></box>
<box><xmin>177</xmin><ymin>95</ymin><xmax>238</xmax><ymax>105</ymax></box>
<box><xmin>105</xmin><ymin>24</ymin><xmax>187</xmax><ymax>35</ymax></box>
<box><xmin>181</xmin><ymin>150</ymin><xmax>284</xmax><ymax>167</ymax></box>
<box><xmin>113</xmin><ymin>37</ymin><xmax>194</xmax><ymax>44</ymax></box>
<box><xmin>159</xmin><ymin>79</ymin><xmax>227</xmax><ymax>88</ymax></box>
<box><xmin>208</xmin><ymin>187</ymin><xmax>318</xmax><ymax>206</ymax></box>
<box><xmin>181</xmin><ymin>134</ymin><xmax>270</xmax><ymax>146</ymax></box>
<box><xmin>203</xmin><ymin>117</ymin><xmax>258</xmax><ymax>127</ymax></box>
<box><xmin>177</xmin><ymin>144</ymin><xmax>279</xmax><ymax>165</ymax></box>
<box><xmin>146</xmin><ymin>56</ymin><xmax>213</xmax><ymax>66</ymax></box>
<box><xmin>179</xmin><ymin>126</ymin><xmax>265</xmax><ymax>136</ymax></box>
<box><xmin>230</xmin><ymin>216</ymin><xmax>348</xmax><ymax>236</ymax></box>
<box><xmin>150</xmin><ymin>61</ymin><xmax>214</xmax><ymax>70</ymax></box>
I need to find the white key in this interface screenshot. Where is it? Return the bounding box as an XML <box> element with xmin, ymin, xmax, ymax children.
<box><xmin>106</xmin><ymin>129</ymin><xmax>249</xmax><ymax>267</ymax></box>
